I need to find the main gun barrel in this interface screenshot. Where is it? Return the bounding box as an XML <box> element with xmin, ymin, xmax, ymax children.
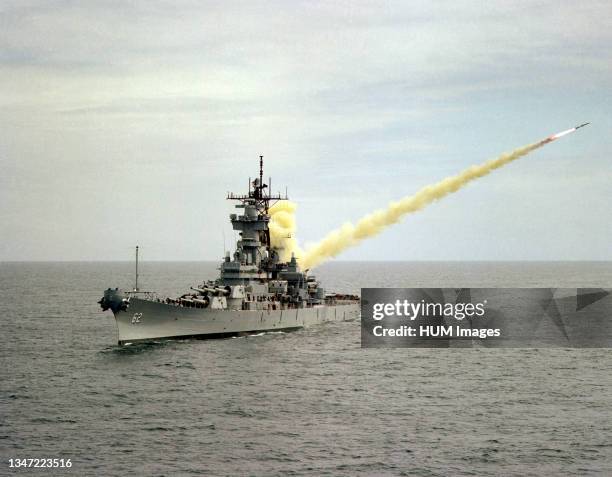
<box><xmin>191</xmin><ymin>286</ymin><xmax>229</xmax><ymax>295</ymax></box>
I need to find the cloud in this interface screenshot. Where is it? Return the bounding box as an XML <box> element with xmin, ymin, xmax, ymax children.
<box><xmin>0</xmin><ymin>0</ymin><xmax>610</xmax><ymax>260</ymax></box>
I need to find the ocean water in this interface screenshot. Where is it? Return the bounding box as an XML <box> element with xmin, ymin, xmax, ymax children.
<box><xmin>1</xmin><ymin>261</ymin><xmax>612</xmax><ymax>476</ymax></box>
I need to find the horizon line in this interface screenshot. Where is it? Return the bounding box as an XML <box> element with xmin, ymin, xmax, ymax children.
<box><xmin>1</xmin><ymin>259</ymin><xmax>611</xmax><ymax>263</ymax></box>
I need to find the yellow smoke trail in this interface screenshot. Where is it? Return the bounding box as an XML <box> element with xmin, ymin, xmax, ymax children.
<box><xmin>300</xmin><ymin>138</ymin><xmax>553</xmax><ymax>270</ymax></box>
<box><xmin>268</xmin><ymin>200</ymin><xmax>304</xmax><ymax>262</ymax></box>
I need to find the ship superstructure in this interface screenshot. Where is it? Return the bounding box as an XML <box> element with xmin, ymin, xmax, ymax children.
<box><xmin>99</xmin><ymin>158</ymin><xmax>360</xmax><ymax>344</ymax></box>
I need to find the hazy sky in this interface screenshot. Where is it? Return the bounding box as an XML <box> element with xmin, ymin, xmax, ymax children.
<box><xmin>1</xmin><ymin>0</ymin><xmax>610</xmax><ymax>261</ymax></box>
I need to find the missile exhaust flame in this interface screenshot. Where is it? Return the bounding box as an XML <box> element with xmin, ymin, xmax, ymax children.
<box><xmin>290</xmin><ymin>124</ymin><xmax>589</xmax><ymax>270</ymax></box>
<box><xmin>550</xmin><ymin>128</ymin><xmax>575</xmax><ymax>140</ymax></box>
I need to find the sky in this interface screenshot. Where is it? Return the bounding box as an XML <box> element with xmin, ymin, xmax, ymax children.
<box><xmin>1</xmin><ymin>0</ymin><xmax>611</xmax><ymax>262</ymax></box>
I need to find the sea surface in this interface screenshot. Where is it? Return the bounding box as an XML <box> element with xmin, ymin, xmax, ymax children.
<box><xmin>1</xmin><ymin>261</ymin><xmax>612</xmax><ymax>476</ymax></box>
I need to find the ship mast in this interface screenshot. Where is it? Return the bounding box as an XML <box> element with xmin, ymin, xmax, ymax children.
<box><xmin>134</xmin><ymin>245</ymin><xmax>139</xmax><ymax>292</ymax></box>
<box><xmin>259</xmin><ymin>155</ymin><xmax>263</xmax><ymax>204</ymax></box>
<box><xmin>226</xmin><ymin>156</ymin><xmax>288</xmax><ymax>210</ymax></box>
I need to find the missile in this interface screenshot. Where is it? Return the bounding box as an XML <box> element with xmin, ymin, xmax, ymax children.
<box><xmin>547</xmin><ymin>122</ymin><xmax>591</xmax><ymax>141</ymax></box>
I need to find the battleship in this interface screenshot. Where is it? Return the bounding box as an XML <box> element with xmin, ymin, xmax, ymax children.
<box><xmin>99</xmin><ymin>157</ymin><xmax>360</xmax><ymax>345</ymax></box>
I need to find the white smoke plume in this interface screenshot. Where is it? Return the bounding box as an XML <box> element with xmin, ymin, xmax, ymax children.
<box><xmin>268</xmin><ymin>200</ymin><xmax>304</xmax><ymax>262</ymax></box>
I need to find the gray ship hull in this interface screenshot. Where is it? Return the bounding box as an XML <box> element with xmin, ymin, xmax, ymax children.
<box><xmin>113</xmin><ymin>297</ymin><xmax>360</xmax><ymax>344</ymax></box>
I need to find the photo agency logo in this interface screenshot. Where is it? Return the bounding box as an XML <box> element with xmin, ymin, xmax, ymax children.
<box><xmin>361</xmin><ymin>288</ymin><xmax>612</xmax><ymax>348</ymax></box>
